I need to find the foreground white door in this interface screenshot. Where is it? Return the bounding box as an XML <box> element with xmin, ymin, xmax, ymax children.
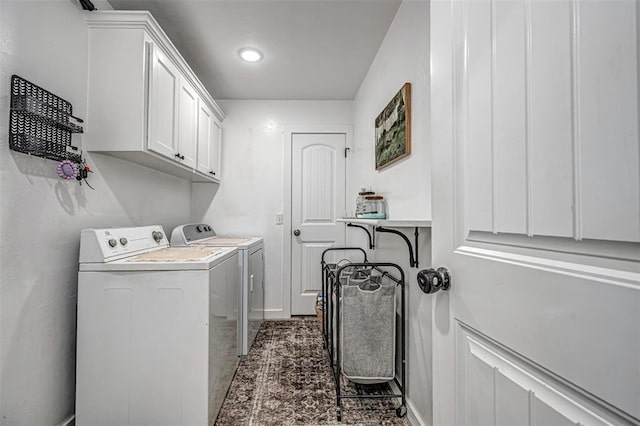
<box><xmin>291</xmin><ymin>133</ymin><xmax>346</xmax><ymax>315</ymax></box>
<box><xmin>431</xmin><ymin>1</ymin><xmax>640</xmax><ymax>425</ymax></box>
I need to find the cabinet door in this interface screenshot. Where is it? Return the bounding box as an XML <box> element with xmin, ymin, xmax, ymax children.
<box><xmin>196</xmin><ymin>101</ymin><xmax>221</xmax><ymax>179</ymax></box>
<box><xmin>177</xmin><ymin>77</ymin><xmax>198</xmax><ymax>168</ymax></box>
<box><xmin>148</xmin><ymin>45</ymin><xmax>179</xmax><ymax>159</ymax></box>
<box><xmin>196</xmin><ymin>101</ymin><xmax>213</xmax><ymax>175</ymax></box>
<box><xmin>209</xmin><ymin>118</ymin><xmax>222</xmax><ymax>178</ymax></box>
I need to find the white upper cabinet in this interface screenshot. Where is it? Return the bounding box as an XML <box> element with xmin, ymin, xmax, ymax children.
<box><xmin>176</xmin><ymin>77</ymin><xmax>198</xmax><ymax>169</ymax></box>
<box><xmin>148</xmin><ymin>45</ymin><xmax>179</xmax><ymax>160</ymax></box>
<box><xmin>196</xmin><ymin>101</ymin><xmax>221</xmax><ymax>178</ymax></box>
<box><xmin>210</xmin><ymin>119</ymin><xmax>222</xmax><ymax>177</ymax></box>
<box><xmin>196</xmin><ymin>102</ymin><xmax>212</xmax><ymax>174</ymax></box>
<box><xmin>86</xmin><ymin>11</ymin><xmax>224</xmax><ymax>183</ymax></box>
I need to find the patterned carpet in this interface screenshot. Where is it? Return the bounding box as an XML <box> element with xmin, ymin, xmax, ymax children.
<box><xmin>215</xmin><ymin>318</ymin><xmax>409</xmax><ymax>426</ymax></box>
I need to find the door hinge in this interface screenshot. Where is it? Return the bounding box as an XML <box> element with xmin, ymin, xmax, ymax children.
<box><xmin>344</xmin><ymin>147</ymin><xmax>350</xmax><ymax>158</ymax></box>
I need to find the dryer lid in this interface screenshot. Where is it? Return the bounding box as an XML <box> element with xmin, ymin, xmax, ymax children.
<box><xmin>192</xmin><ymin>236</ymin><xmax>253</xmax><ymax>246</ymax></box>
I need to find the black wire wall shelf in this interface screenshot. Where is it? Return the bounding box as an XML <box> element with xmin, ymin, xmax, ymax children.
<box><xmin>8</xmin><ymin>75</ymin><xmax>84</xmax><ymax>163</ymax></box>
<box><xmin>338</xmin><ymin>218</ymin><xmax>431</xmax><ymax>268</ymax></box>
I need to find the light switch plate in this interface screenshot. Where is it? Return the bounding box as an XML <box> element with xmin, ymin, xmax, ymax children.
<box><xmin>275</xmin><ymin>213</ymin><xmax>283</xmax><ymax>225</ymax></box>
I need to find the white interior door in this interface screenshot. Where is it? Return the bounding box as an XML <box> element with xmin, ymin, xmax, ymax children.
<box><xmin>431</xmin><ymin>1</ymin><xmax>640</xmax><ymax>425</ymax></box>
<box><xmin>291</xmin><ymin>133</ymin><xmax>346</xmax><ymax>315</ymax></box>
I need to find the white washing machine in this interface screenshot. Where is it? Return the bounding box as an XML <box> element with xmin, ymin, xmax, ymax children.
<box><xmin>76</xmin><ymin>225</ymin><xmax>239</xmax><ymax>425</ymax></box>
<box><xmin>171</xmin><ymin>224</ymin><xmax>264</xmax><ymax>356</ymax></box>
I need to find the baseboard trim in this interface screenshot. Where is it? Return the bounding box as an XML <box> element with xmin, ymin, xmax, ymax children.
<box><xmin>262</xmin><ymin>309</ymin><xmax>290</xmax><ymax>320</ymax></box>
<box><xmin>407</xmin><ymin>398</ymin><xmax>429</xmax><ymax>426</ymax></box>
<box><xmin>387</xmin><ymin>382</ymin><xmax>428</xmax><ymax>426</ymax></box>
<box><xmin>57</xmin><ymin>414</ymin><xmax>75</xmax><ymax>426</ymax></box>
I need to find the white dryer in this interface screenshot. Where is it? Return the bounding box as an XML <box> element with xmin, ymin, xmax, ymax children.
<box><xmin>76</xmin><ymin>225</ymin><xmax>239</xmax><ymax>425</ymax></box>
<box><xmin>171</xmin><ymin>224</ymin><xmax>264</xmax><ymax>356</ymax></box>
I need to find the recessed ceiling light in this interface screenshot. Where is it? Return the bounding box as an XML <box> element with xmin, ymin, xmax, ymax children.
<box><xmin>239</xmin><ymin>48</ymin><xmax>263</xmax><ymax>62</ymax></box>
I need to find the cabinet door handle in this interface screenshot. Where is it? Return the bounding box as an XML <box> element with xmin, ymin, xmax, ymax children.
<box><xmin>209</xmin><ymin>171</ymin><xmax>216</xmax><ymax>175</ymax></box>
<box><xmin>250</xmin><ymin>274</ymin><xmax>254</xmax><ymax>292</ymax></box>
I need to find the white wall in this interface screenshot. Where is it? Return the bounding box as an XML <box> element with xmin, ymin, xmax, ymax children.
<box><xmin>0</xmin><ymin>1</ymin><xmax>193</xmax><ymax>423</ymax></box>
<box><xmin>349</xmin><ymin>1</ymin><xmax>432</xmax><ymax>424</ymax></box>
<box><xmin>193</xmin><ymin>100</ymin><xmax>352</xmax><ymax>318</ymax></box>
<box><xmin>350</xmin><ymin>2</ymin><xmax>431</xmax><ymax>220</ymax></box>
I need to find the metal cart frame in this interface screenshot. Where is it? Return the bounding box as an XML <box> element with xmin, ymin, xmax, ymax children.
<box><xmin>320</xmin><ymin>247</ymin><xmax>407</xmax><ymax>421</ymax></box>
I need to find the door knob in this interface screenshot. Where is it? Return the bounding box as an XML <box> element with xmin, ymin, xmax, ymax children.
<box><xmin>417</xmin><ymin>267</ymin><xmax>451</xmax><ymax>294</ymax></box>
<box><xmin>293</xmin><ymin>229</ymin><xmax>301</xmax><ymax>236</ymax></box>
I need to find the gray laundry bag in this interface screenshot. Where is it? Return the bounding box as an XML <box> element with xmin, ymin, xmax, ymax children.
<box><xmin>340</xmin><ymin>275</ymin><xmax>396</xmax><ymax>384</ymax></box>
<box><xmin>327</xmin><ymin>266</ymin><xmax>370</xmax><ymax>353</ymax></box>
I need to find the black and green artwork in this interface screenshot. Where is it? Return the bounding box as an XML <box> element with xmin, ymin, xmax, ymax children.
<box><xmin>375</xmin><ymin>83</ymin><xmax>411</xmax><ymax>170</ymax></box>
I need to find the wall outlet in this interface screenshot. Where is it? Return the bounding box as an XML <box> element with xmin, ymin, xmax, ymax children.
<box><xmin>275</xmin><ymin>213</ymin><xmax>284</xmax><ymax>225</ymax></box>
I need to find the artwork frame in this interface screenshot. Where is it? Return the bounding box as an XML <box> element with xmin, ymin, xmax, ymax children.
<box><xmin>375</xmin><ymin>82</ymin><xmax>411</xmax><ymax>170</ymax></box>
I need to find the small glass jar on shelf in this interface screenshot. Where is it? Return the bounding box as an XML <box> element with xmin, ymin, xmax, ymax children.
<box><xmin>362</xmin><ymin>195</ymin><xmax>386</xmax><ymax>219</ymax></box>
<box><xmin>355</xmin><ymin>188</ymin><xmax>376</xmax><ymax>218</ymax></box>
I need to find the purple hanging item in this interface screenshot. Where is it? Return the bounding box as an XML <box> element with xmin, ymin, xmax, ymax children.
<box><xmin>57</xmin><ymin>160</ymin><xmax>78</xmax><ymax>180</ymax></box>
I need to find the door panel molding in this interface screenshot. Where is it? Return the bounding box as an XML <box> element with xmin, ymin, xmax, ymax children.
<box><xmin>456</xmin><ymin>245</ymin><xmax>640</xmax><ymax>291</ymax></box>
<box><xmin>300</xmin><ymin>242</ymin><xmax>333</xmax><ymax>294</ymax></box>
<box><xmin>465</xmin><ymin>231</ymin><xmax>640</xmax><ymax>264</ymax></box>
<box><xmin>456</xmin><ymin>322</ymin><xmax>636</xmax><ymax>426</ymax></box>
<box><xmin>301</xmin><ymin>144</ymin><xmax>336</xmax><ymax>223</ymax></box>
<box><xmin>458</xmin><ymin>0</ymin><xmax>640</xmax><ymax>246</ymax></box>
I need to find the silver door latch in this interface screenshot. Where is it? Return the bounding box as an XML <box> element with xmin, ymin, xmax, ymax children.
<box><xmin>417</xmin><ymin>267</ymin><xmax>451</xmax><ymax>294</ymax></box>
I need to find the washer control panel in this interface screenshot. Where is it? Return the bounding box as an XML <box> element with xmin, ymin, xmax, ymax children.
<box><xmin>79</xmin><ymin>225</ymin><xmax>168</xmax><ymax>263</ymax></box>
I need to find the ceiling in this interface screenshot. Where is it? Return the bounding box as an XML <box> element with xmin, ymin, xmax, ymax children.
<box><xmin>107</xmin><ymin>0</ymin><xmax>402</xmax><ymax>100</ymax></box>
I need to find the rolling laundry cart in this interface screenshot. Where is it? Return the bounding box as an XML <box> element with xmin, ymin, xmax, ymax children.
<box><xmin>320</xmin><ymin>247</ymin><xmax>407</xmax><ymax>421</ymax></box>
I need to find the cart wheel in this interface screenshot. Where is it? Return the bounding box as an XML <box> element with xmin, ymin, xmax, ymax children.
<box><xmin>396</xmin><ymin>405</ymin><xmax>407</xmax><ymax>418</ymax></box>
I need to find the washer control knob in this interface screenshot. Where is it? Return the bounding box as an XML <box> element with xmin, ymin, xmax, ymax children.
<box><xmin>108</xmin><ymin>239</ymin><xmax>117</xmax><ymax>248</ymax></box>
<box><xmin>119</xmin><ymin>238</ymin><xmax>128</xmax><ymax>246</ymax></box>
<box><xmin>152</xmin><ymin>231</ymin><xmax>164</xmax><ymax>243</ymax></box>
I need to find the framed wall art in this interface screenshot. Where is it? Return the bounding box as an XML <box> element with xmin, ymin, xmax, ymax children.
<box><xmin>375</xmin><ymin>82</ymin><xmax>411</xmax><ymax>170</ymax></box>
